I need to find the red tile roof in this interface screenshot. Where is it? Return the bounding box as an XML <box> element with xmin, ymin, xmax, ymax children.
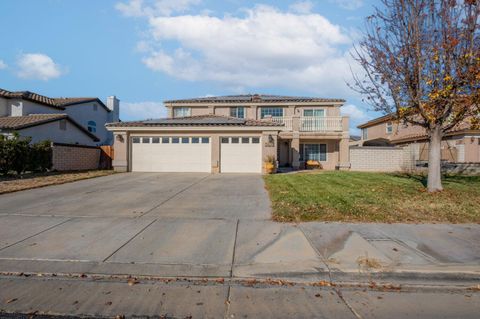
<box><xmin>0</xmin><ymin>88</ymin><xmax>108</xmax><ymax>111</ymax></box>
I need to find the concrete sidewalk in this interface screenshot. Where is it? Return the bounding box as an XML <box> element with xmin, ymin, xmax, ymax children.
<box><xmin>1</xmin><ymin>275</ymin><xmax>479</xmax><ymax>318</ymax></box>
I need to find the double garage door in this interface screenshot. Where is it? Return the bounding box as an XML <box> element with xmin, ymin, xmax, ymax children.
<box><xmin>131</xmin><ymin>136</ymin><xmax>262</xmax><ymax>173</ymax></box>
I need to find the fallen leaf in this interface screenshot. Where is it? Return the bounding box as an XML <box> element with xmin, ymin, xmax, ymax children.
<box><xmin>105</xmin><ymin>301</ymin><xmax>113</xmax><ymax>306</ymax></box>
<box><xmin>128</xmin><ymin>278</ymin><xmax>139</xmax><ymax>286</ymax></box>
<box><xmin>6</xmin><ymin>298</ymin><xmax>18</xmax><ymax>304</ymax></box>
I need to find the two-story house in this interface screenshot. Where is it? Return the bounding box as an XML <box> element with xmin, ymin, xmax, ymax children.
<box><xmin>0</xmin><ymin>88</ymin><xmax>120</xmax><ymax>146</ymax></box>
<box><xmin>107</xmin><ymin>94</ymin><xmax>350</xmax><ymax>173</ymax></box>
<box><xmin>358</xmin><ymin>114</ymin><xmax>480</xmax><ymax>163</ymax></box>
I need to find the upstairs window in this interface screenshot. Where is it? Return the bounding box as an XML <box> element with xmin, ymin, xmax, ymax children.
<box><xmin>303</xmin><ymin>109</ymin><xmax>325</xmax><ymax>117</ymax></box>
<box><xmin>362</xmin><ymin>128</ymin><xmax>368</xmax><ymax>140</ymax></box>
<box><xmin>386</xmin><ymin>122</ymin><xmax>393</xmax><ymax>134</ymax></box>
<box><xmin>173</xmin><ymin>107</ymin><xmax>191</xmax><ymax>118</ymax></box>
<box><xmin>261</xmin><ymin>107</ymin><xmax>283</xmax><ymax>118</ymax></box>
<box><xmin>87</xmin><ymin>120</ymin><xmax>96</xmax><ymax>133</ymax></box>
<box><xmin>230</xmin><ymin>107</ymin><xmax>245</xmax><ymax>118</ymax></box>
<box><xmin>59</xmin><ymin>119</ymin><xmax>67</xmax><ymax>131</ymax></box>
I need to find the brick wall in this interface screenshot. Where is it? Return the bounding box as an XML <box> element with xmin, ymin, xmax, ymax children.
<box><xmin>52</xmin><ymin>143</ymin><xmax>101</xmax><ymax>171</ymax></box>
<box><xmin>350</xmin><ymin>146</ymin><xmax>414</xmax><ymax>172</ymax></box>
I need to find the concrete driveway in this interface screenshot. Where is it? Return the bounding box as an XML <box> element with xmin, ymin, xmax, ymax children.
<box><xmin>0</xmin><ymin>172</ymin><xmax>271</xmax><ymax>219</ymax></box>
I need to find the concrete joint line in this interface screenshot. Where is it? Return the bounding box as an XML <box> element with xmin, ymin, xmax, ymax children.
<box><xmin>224</xmin><ymin>219</ymin><xmax>239</xmax><ymax>319</ymax></box>
<box><xmin>0</xmin><ymin>218</ymin><xmax>73</xmax><ymax>252</ymax></box>
<box><xmin>102</xmin><ymin>219</ymin><xmax>158</xmax><ymax>262</ymax></box>
<box><xmin>139</xmin><ymin>174</ymin><xmax>211</xmax><ymax>218</ymax></box>
<box><xmin>335</xmin><ymin>288</ymin><xmax>364</xmax><ymax>319</ymax></box>
<box><xmin>298</xmin><ymin>224</ymin><xmax>332</xmax><ymax>277</ymax></box>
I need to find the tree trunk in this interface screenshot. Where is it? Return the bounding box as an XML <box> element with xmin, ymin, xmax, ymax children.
<box><xmin>427</xmin><ymin>126</ymin><xmax>443</xmax><ymax>192</ymax></box>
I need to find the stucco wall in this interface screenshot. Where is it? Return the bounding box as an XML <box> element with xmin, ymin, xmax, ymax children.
<box><xmin>18</xmin><ymin>120</ymin><xmax>96</xmax><ymax>145</ymax></box>
<box><xmin>63</xmin><ymin>102</ymin><xmax>112</xmax><ymax>145</ymax></box>
<box><xmin>0</xmin><ymin>97</ymin><xmax>8</xmax><ymax>117</ymax></box>
<box><xmin>52</xmin><ymin>143</ymin><xmax>101</xmax><ymax>171</ymax></box>
<box><xmin>463</xmin><ymin>137</ymin><xmax>480</xmax><ymax>163</ymax></box>
<box><xmin>350</xmin><ymin>146</ymin><xmax>414</xmax><ymax>172</ymax></box>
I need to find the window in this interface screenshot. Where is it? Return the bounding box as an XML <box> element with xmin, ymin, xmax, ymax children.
<box><xmin>201</xmin><ymin>137</ymin><xmax>209</xmax><ymax>143</ymax></box>
<box><xmin>59</xmin><ymin>119</ymin><xmax>67</xmax><ymax>131</ymax></box>
<box><xmin>152</xmin><ymin>137</ymin><xmax>160</xmax><ymax>143</ymax></box>
<box><xmin>230</xmin><ymin>107</ymin><xmax>245</xmax><ymax>118</ymax></box>
<box><xmin>87</xmin><ymin>120</ymin><xmax>96</xmax><ymax>133</ymax></box>
<box><xmin>132</xmin><ymin>137</ymin><xmax>140</xmax><ymax>143</ymax></box>
<box><xmin>181</xmin><ymin>137</ymin><xmax>189</xmax><ymax>144</ymax></box>
<box><xmin>231</xmin><ymin>137</ymin><xmax>239</xmax><ymax>144</ymax></box>
<box><xmin>173</xmin><ymin>107</ymin><xmax>191</xmax><ymax>118</ymax></box>
<box><xmin>93</xmin><ymin>104</ymin><xmax>98</xmax><ymax>111</ymax></box>
<box><xmin>252</xmin><ymin>137</ymin><xmax>260</xmax><ymax>144</ymax></box>
<box><xmin>192</xmin><ymin>137</ymin><xmax>200</xmax><ymax>144</ymax></box>
<box><xmin>241</xmin><ymin>137</ymin><xmax>250</xmax><ymax>144</ymax></box>
<box><xmin>362</xmin><ymin>128</ymin><xmax>368</xmax><ymax>140</ymax></box>
<box><xmin>386</xmin><ymin>122</ymin><xmax>393</xmax><ymax>134</ymax></box>
<box><xmin>221</xmin><ymin>137</ymin><xmax>229</xmax><ymax>144</ymax></box>
<box><xmin>300</xmin><ymin>144</ymin><xmax>327</xmax><ymax>161</ymax></box>
<box><xmin>303</xmin><ymin>109</ymin><xmax>325</xmax><ymax>117</ymax></box>
<box><xmin>172</xmin><ymin>137</ymin><xmax>180</xmax><ymax>143</ymax></box>
<box><xmin>161</xmin><ymin>137</ymin><xmax>170</xmax><ymax>143</ymax></box>
<box><xmin>142</xmin><ymin>137</ymin><xmax>150</xmax><ymax>143</ymax></box>
<box><xmin>261</xmin><ymin>107</ymin><xmax>283</xmax><ymax>118</ymax></box>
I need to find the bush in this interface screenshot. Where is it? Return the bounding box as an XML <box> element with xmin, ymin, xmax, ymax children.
<box><xmin>0</xmin><ymin>133</ymin><xmax>52</xmax><ymax>175</ymax></box>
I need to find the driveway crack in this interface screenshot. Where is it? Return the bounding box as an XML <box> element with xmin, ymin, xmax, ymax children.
<box><xmin>139</xmin><ymin>174</ymin><xmax>211</xmax><ymax>218</ymax></box>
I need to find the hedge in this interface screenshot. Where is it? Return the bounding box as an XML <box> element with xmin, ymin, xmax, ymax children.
<box><xmin>0</xmin><ymin>133</ymin><xmax>52</xmax><ymax>175</ymax></box>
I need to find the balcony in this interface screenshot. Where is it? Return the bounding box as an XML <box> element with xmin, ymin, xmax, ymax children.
<box><xmin>266</xmin><ymin>116</ymin><xmax>344</xmax><ymax>132</ymax></box>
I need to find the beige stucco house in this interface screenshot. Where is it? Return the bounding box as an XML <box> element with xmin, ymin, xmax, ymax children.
<box><xmin>0</xmin><ymin>88</ymin><xmax>120</xmax><ymax>146</ymax></box>
<box><xmin>358</xmin><ymin>114</ymin><xmax>480</xmax><ymax>163</ymax></box>
<box><xmin>107</xmin><ymin>94</ymin><xmax>350</xmax><ymax>174</ymax></box>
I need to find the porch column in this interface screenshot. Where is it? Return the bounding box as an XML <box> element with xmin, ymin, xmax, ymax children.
<box><xmin>211</xmin><ymin>135</ymin><xmax>220</xmax><ymax>173</ymax></box>
<box><xmin>112</xmin><ymin>131</ymin><xmax>128</xmax><ymax>172</ymax></box>
<box><xmin>291</xmin><ymin>133</ymin><xmax>300</xmax><ymax>170</ymax></box>
<box><xmin>250</xmin><ymin>105</ymin><xmax>258</xmax><ymax>119</ymax></box>
<box><xmin>338</xmin><ymin>138</ymin><xmax>350</xmax><ymax>169</ymax></box>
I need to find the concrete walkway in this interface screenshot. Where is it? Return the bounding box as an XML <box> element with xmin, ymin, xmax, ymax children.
<box><xmin>0</xmin><ymin>173</ymin><xmax>479</xmax><ymax>318</ymax></box>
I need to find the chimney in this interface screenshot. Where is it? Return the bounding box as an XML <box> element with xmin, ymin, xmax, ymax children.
<box><xmin>107</xmin><ymin>96</ymin><xmax>120</xmax><ymax>122</ymax></box>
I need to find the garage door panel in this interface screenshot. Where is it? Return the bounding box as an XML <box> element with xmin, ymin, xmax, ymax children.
<box><xmin>132</xmin><ymin>137</ymin><xmax>211</xmax><ymax>172</ymax></box>
<box><xmin>221</xmin><ymin>137</ymin><xmax>262</xmax><ymax>173</ymax></box>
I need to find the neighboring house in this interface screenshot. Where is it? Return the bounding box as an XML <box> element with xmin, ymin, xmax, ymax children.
<box><xmin>107</xmin><ymin>94</ymin><xmax>350</xmax><ymax>173</ymax></box>
<box><xmin>0</xmin><ymin>88</ymin><xmax>120</xmax><ymax>146</ymax></box>
<box><xmin>357</xmin><ymin>114</ymin><xmax>480</xmax><ymax>163</ymax></box>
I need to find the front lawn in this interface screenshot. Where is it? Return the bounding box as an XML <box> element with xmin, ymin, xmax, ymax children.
<box><xmin>0</xmin><ymin>170</ymin><xmax>115</xmax><ymax>194</ymax></box>
<box><xmin>264</xmin><ymin>171</ymin><xmax>480</xmax><ymax>223</ymax></box>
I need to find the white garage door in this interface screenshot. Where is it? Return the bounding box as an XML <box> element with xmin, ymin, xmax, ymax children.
<box><xmin>220</xmin><ymin>136</ymin><xmax>262</xmax><ymax>173</ymax></box>
<box><xmin>131</xmin><ymin>136</ymin><xmax>211</xmax><ymax>172</ymax></box>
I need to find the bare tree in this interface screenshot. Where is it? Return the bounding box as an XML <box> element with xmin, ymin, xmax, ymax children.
<box><xmin>351</xmin><ymin>0</ymin><xmax>480</xmax><ymax>192</ymax></box>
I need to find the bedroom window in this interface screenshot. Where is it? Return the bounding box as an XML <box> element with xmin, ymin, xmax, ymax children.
<box><xmin>386</xmin><ymin>122</ymin><xmax>393</xmax><ymax>134</ymax></box>
<box><xmin>173</xmin><ymin>107</ymin><xmax>191</xmax><ymax>118</ymax></box>
<box><xmin>230</xmin><ymin>107</ymin><xmax>245</xmax><ymax>118</ymax></box>
<box><xmin>261</xmin><ymin>107</ymin><xmax>283</xmax><ymax>118</ymax></box>
<box><xmin>87</xmin><ymin>120</ymin><xmax>96</xmax><ymax>133</ymax></box>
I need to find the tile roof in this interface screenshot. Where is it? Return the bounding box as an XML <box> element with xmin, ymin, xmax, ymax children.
<box><xmin>0</xmin><ymin>88</ymin><xmax>107</xmax><ymax>111</ymax></box>
<box><xmin>0</xmin><ymin>114</ymin><xmax>68</xmax><ymax>129</ymax></box>
<box><xmin>0</xmin><ymin>114</ymin><xmax>99</xmax><ymax>141</ymax></box>
<box><xmin>164</xmin><ymin>94</ymin><xmax>345</xmax><ymax>104</ymax></box>
<box><xmin>106</xmin><ymin>114</ymin><xmax>283</xmax><ymax>128</ymax></box>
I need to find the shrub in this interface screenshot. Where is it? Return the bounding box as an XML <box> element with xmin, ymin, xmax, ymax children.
<box><xmin>0</xmin><ymin>133</ymin><xmax>52</xmax><ymax>175</ymax></box>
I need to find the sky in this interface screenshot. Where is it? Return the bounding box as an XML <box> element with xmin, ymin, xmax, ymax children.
<box><xmin>0</xmin><ymin>0</ymin><xmax>381</xmax><ymax>135</ymax></box>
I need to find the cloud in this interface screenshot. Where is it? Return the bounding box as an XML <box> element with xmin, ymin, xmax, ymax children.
<box><xmin>0</xmin><ymin>59</ymin><xmax>7</xmax><ymax>70</ymax></box>
<box><xmin>120</xmin><ymin>101</ymin><xmax>167</xmax><ymax>120</ymax></box>
<box><xmin>131</xmin><ymin>4</ymin><xmax>357</xmax><ymax>96</ymax></box>
<box><xmin>115</xmin><ymin>0</ymin><xmax>201</xmax><ymax>17</ymax></box>
<box><xmin>16</xmin><ymin>53</ymin><xmax>64</xmax><ymax>81</ymax></box>
<box><xmin>341</xmin><ymin>104</ymin><xmax>368</xmax><ymax>122</ymax></box>
<box><xmin>330</xmin><ymin>0</ymin><xmax>363</xmax><ymax>10</ymax></box>
<box><xmin>289</xmin><ymin>1</ymin><xmax>314</xmax><ymax>14</ymax></box>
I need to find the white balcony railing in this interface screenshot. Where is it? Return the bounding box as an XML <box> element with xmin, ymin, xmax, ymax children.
<box><xmin>269</xmin><ymin>117</ymin><xmax>293</xmax><ymax>130</ymax></box>
<box><xmin>264</xmin><ymin>116</ymin><xmax>343</xmax><ymax>132</ymax></box>
<box><xmin>300</xmin><ymin>116</ymin><xmax>343</xmax><ymax>132</ymax></box>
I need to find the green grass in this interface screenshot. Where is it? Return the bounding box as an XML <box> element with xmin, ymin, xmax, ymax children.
<box><xmin>264</xmin><ymin>171</ymin><xmax>480</xmax><ymax>223</ymax></box>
